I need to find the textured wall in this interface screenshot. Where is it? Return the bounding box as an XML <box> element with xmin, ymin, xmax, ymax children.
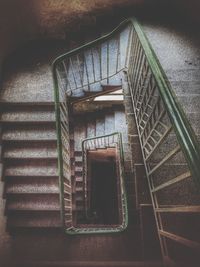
<box><xmin>0</xmin><ymin>0</ymin><xmax>148</xmax><ymax>71</ymax></box>
<box><xmin>0</xmin><ymin>0</ymin><xmax>199</xmax><ymax>72</ymax></box>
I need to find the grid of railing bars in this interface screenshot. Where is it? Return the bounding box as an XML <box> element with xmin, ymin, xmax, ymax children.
<box><xmin>52</xmin><ymin>18</ymin><xmax>200</xmax><ymax>257</ymax></box>
<box><xmin>127</xmin><ymin>29</ymin><xmax>200</xmax><ymax>261</ymax></box>
<box><xmin>82</xmin><ymin>132</ymin><xmax>128</xmax><ymax>231</ymax></box>
<box><xmin>55</xmin><ymin>75</ymin><xmax>73</xmax><ymax>230</ymax></box>
<box><xmin>55</xmin><ymin>25</ymin><xmax>132</xmax><ymax>97</ymax></box>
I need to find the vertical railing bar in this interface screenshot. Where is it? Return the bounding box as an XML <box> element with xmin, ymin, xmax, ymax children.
<box><xmin>134</xmin><ymin>55</ymin><xmax>146</xmax><ymax>107</ymax></box>
<box><xmin>137</xmin><ymin>76</ymin><xmax>156</xmax><ymax>125</ymax></box>
<box><xmin>107</xmin><ymin>40</ymin><xmax>109</xmax><ymax>84</ymax></box>
<box><xmin>83</xmin><ymin>50</ymin><xmax>90</xmax><ymax>91</ymax></box>
<box><xmin>69</xmin><ymin>57</ymin><xmax>78</xmax><ymax>90</ymax></box>
<box><xmin>116</xmin><ymin>33</ymin><xmax>120</xmax><ymax>74</ymax></box>
<box><xmin>91</xmin><ymin>48</ymin><xmax>96</xmax><ymax>82</ymax></box>
<box><xmin>127</xmin><ymin>29</ymin><xmax>137</xmax><ymax>85</ymax></box>
<box><xmin>76</xmin><ymin>54</ymin><xmax>84</xmax><ymax>88</ymax></box>
<box><xmin>98</xmin><ymin>44</ymin><xmax>102</xmax><ymax>80</ymax></box>
<box><xmin>130</xmin><ymin>37</ymin><xmax>141</xmax><ymax>97</ymax></box>
<box><xmin>62</xmin><ymin>61</ymin><xmax>73</xmax><ymax>94</ymax></box>
<box><xmin>140</xmin><ymin>96</ymin><xmax>161</xmax><ymax>137</ymax></box>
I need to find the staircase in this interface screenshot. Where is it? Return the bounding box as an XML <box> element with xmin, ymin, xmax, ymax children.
<box><xmin>53</xmin><ymin>17</ymin><xmax>200</xmax><ymax>265</ymax></box>
<box><xmin>1</xmin><ymin>102</ymin><xmax>61</xmax><ymax>229</ymax></box>
<box><xmin>69</xmin><ymin>103</ymin><xmax>132</xmax><ymax>227</ymax></box>
<box><xmin>0</xmin><ymin>42</ymin><xmax>69</xmax><ymax>231</ymax></box>
<box><xmin>0</xmin><ymin>16</ymin><xmax>200</xmax><ymax>267</ymax></box>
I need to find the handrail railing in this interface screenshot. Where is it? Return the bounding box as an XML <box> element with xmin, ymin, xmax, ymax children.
<box><xmin>52</xmin><ymin>17</ymin><xmax>200</xmax><ymax>262</ymax></box>
<box><xmin>81</xmin><ymin>132</ymin><xmax>128</xmax><ymax>233</ymax></box>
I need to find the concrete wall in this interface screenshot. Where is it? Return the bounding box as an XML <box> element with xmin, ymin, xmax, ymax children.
<box><xmin>0</xmin><ymin>0</ymin><xmax>199</xmax><ymax>265</ymax></box>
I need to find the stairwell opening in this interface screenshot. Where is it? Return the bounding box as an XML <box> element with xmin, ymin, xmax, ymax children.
<box><xmin>85</xmin><ymin>148</ymin><xmax>120</xmax><ymax>225</ymax></box>
<box><xmin>69</xmin><ymin>88</ymin><xmax>128</xmax><ymax>232</ymax></box>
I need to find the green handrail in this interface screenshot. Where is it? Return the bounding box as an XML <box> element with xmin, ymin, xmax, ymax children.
<box><xmin>52</xmin><ymin>17</ymin><xmax>200</xmax><ymax>234</ymax></box>
<box><xmin>82</xmin><ymin>132</ymin><xmax>128</xmax><ymax>218</ymax></box>
<box><xmin>132</xmin><ymin>19</ymin><xmax>200</xmax><ymax>185</ymax></box>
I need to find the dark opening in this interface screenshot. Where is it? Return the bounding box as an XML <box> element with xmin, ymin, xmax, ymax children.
<box><xmin>87</xmin><ymin>149</ymin><xmax>120</xmax><ymax>225</ymax></box>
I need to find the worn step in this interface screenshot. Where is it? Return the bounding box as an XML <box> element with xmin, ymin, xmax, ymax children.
<box><xmin>4</xmin><ymin>159</ymin><xmax>58</xmax><ymax>177</ymax></box>
<box><xmin>139</xmin><ymin>204</ymin><xmax>162</xmax><ymax>260</ymax></box>
<box><xmin>2</xmin><ymin>124</ymin><xmax>56</xmax><ymax>141</ymax></box>
<box><xmin>75</xmin><ymin>176</ymin><xmax>83</xmax><ymax>182</ymax></box>
<box><xmin>6</xmin><ymin>194</ymin><xmax>60</xmax><ymax>211</ymax></box>
<box><xmin>5</xmin><ymin>176</ymin><xmax>59</xmax><ymax>194</ymax></box>
<box><xmin>74</xmin><ymin>151</ymin><xmax>82</xmax><ymax>157</ymax></box>
<box><xmin>101</xmin><ymin>85</ymin><xmax>122</xmax><ymax>93</ymax></box>
<box><xmin>75</xmin><ymin>195</ymin><xmax>84</xmax><ymax>202</ymax></box>
<box><xmin>74</xmin><ymin>165</ymin><xmax>83</xmax><ymax>172</ymax></box>
<box><xmin>0</xmin><ymin>105</ymin><xmax>55</xmax><ymax>122</ymax></box>
<box><xmin>75</xmin><ymin>186</ymin><xmax>84</xmax><ymax>192</ymax></box>
<box><xmin>0</xmin><ymin>101</ymin><xmax>55</xmax><ymax>109</ymax></box>
<box><xmin>0</xmin><ymin>68</ymin><xmax>54</xmax><ymax>102</ymax></box>
<box><xmin>74</xmin><ymin>155</ymin><xmax>83</xmax><ymax>162</ymax></box>
<box><xmin>7</xmin><ymin>210</ymin><xmax>61</xmax><ymax>228</ymax></box>
<box><xmin>3</xmin><ymin>142</ymin><xmax>57</xmax><ymax>159</ymax></box>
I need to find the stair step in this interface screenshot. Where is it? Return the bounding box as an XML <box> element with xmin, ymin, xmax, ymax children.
<box><xmin>75</xmin><ymin>177</ymin><xmax>83</xmax><ymax>182</ymax></box>
<box><xmin>2</xmin><ymin>125</ymin><xmax>56</xmax><ymax>141</ymax></box>
<box><xmin>74</xmin><ymin>151</ymin><xmax>82</xmax><ymax>157</ymax></box>
<box><xmin>74</xmin><ymin>166</ymin><xmax>83</xmax><ymax>172</ymax></box>
<box><xmin>7</xmin><ymin>211</ymin><xmax>61</xmax><ymax>228</ymax></box>
<box><xmin>75</xmin><ymin>195</ymin><xmax>84</xmax><ymax>202</ymax></box>
<box><xmin>139</xmin><ymin>204</ymin><xmax>162</xmax><ymax>260</ymax></box>
<box><xmin>0</xmin><ymin>105</ymin><xmax>55</xmax><ymax>122</ymax></box>
<box><xmin>5</xmin><ymin>160</ymin><xmax>58</xmax><ymax>177</ymax></box>
<box><xmin>6</xmin><ymin>194</ymin><xmax>60</xmax><ymax>211</ymax></box>
<box><xmin>0</xmin><ymin>101</ymin><xmax>55</xmax><ymax>107</ymax></box>
<box><xmin>5</xmin><ymin>177</ymin><xmax>59</xmax><ymax>194</ymax></box>
<box><xmin>74</xmin><ymin>156</ymin><xmax>82</xmax><ymax>162</ymax></box>
<box><xmin>3</xmin><ymin>143</ymin><xmax>57</xmax><ymax>159</ymax></box>
<box><xmin>101</xmin><ymin>85</ymin><xmax>121</xmax><ymax>92</ymax></box>
<box><xmin>74</xmin><ymin>204</ymin><xmax>84</xmax><ymax>211</ymax></box>
<box><xmin>2</xmin><ymin>139</ymin><xmax>57</xmax><ymax>145</ymax></box>
<box><xmin>1</xmin><ymin>120</ymin><xmax>55</xmax><ymax>125</ymax></box>
<box><xmin>76</xmin><ymin>187</ymin><xmax>83</xmax><ymax>192</ymax></box>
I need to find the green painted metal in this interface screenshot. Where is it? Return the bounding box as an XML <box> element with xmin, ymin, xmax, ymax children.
<box><xmin>65</xmin><ymin>132</ymin><xmax>128</xmax><ymax>235</ymax></box>
<box><xmin>131</xmin><ymin>18</ymin><xmax>200</xmax><ymax>185</ymax></box>
<box><xmin>52</xmin><ymin>17</ymin><xmax>200</xmax><ymax>235</ymax></box>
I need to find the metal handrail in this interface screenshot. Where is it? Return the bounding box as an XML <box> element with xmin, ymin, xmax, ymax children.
<box><xmin>52</xmin><ymin>17</ymin><xmax>200</xmax><ymax>256</ymax></box>
<box><xmin>67</xmin><ymin>132</ymin><xmax>128</xmax><ymax>234</ymax></box>
<box><xmin>52</xmin><ymin>18</ymin><xmax>200</xmax><ymax>185</ymax></box>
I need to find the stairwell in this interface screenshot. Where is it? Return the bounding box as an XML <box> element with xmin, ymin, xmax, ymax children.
<box><xmin>0</xmin><ymin>35</ymin><xmax>162</xmax><ymax>266</ymax></box>
<box><xmin>0</xmin><ymin>14</ymin><xmax>200</xmax><ymax>267</ymax></box>
<box><xmin>0</xmin><ymin>41</ymin><xmax>69</xmax><ymax>230</ymax></box>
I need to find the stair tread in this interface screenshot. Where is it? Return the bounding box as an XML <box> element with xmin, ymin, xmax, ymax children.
<box><xmin>6</xmin><ymin>195</ymin><xmax>60</xmax><ymax>211</ymax></box>
<box><xmin>0</xmin><ymin>101</ymin><xmax>55</xmax><ymax>106</ymax></box>
<box><xmin>5</xmin><ymin>179</ymin><xmax>59</xmax><ymax>194</ymax></box>
<box><xmin>0</xmin><ymin>107</ymin><xmax>55</xmax><ymax>122</ymax></box>
<box><xmin>7</xmin><ymin>211</ymin><xmax>62</xmax><ymax>228</ymax></box>
<box><xmin>4</xmin><ymin>143</ymin><xmax>57</xmax><ymax>159</ymax></box>
<box><xmin>5</xmin><ymin>164</ymin><xmax>58</xmax><ymax>177</ymax></box>
<box><xmin>2</xmin><ymin>126</ymin><xmax>56</xmax><ymax>141</ymax></box>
